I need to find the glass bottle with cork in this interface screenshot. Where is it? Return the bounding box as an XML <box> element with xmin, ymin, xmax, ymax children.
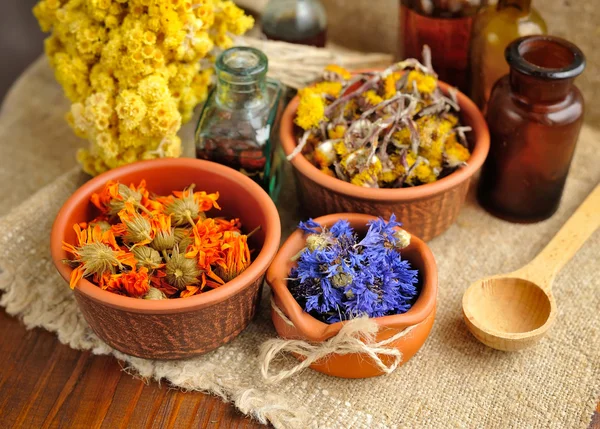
<box><xmin>399</xmin><ymin>0</ymin><xmax>483</xmax><ymax>93</ymax></box>
<box><xmin>469</xmin><ymin>0</ymin><xmax>547</xmax><ymax>110</ymax></box>
<box><xmin>478</xmin><ymin>36</ymin><xmax>586</xmax><ymax>223</ymax></box>
<box><xmin>261</xmin><ymin>0</ymin><xmax>327</xmax><ymax>47</ymax></box>
<box><xmin>195</xmin><ymin>47</ymin><xmax>284</xmax><ymax>200</ymax></box>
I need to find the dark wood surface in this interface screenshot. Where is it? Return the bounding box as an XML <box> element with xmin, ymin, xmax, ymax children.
<box><xmin>0</xmin><ymin>306</ymin><xmax>598</xmax><ymax>428</ymax></box>
<box><xmin>0</xmin><ymin>309</ymin><xmax>263</xmax><ymax>429</ymax></box>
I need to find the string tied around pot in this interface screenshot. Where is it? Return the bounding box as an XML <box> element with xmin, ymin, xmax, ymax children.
<box><xmin>259</xmin><ymin>298</ymin><xmax>421</xmax><ymax>383</ymax></box>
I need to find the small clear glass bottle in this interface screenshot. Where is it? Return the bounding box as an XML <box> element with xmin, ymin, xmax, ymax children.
<box><xmin>195</xmin><ymin>47</ymin><xmax>284</xmax><ymax>200</ymax></box>
<box><xmin>478</xmin><ymin>36</ymin><xmax>586</xmax><ymax>222</ymax></box>
<box><xmin>261</xmin><ymin>0</ymin><xmax>327</xmax><ymax>47</ymax></box>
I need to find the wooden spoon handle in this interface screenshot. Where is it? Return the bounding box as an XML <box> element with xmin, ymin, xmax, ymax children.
<box><xmin>522</xmin><ymin>184</ymin><xmax>600</xmax><ymax>290</ymax></box>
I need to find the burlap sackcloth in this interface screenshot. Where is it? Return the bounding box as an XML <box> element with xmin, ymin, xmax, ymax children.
<box><xmin>1</xmin><ymin>58</ymin><xmax>599</xmax><ymax>429</ymax></box>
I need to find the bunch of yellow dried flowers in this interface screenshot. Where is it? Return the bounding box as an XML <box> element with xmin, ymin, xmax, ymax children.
<box><xmin>34</xmin><ymin>0</ymin><xmax>254</xmax><ymax>176</ymax></box>
<box><xmin>62</xmin><ymin>180</ymin><xmax>254</xmax><ymax>299</ymax></box>
<box><xmin>289</xmin><ymin>47</ymin><xmax>472</xmax><ymax>188</ymax></box>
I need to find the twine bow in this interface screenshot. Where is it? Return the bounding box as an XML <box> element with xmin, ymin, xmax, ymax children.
<box><xmin>259</xmin><ymin>299</ymin><xmax>420</xmax><ymax>383</ymax></box>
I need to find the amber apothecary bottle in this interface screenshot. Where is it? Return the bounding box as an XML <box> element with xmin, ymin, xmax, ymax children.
<box><xmin>478</xmin><ymin>36</ymin><xmax>586</xmax><ymax>223</ymax></box>
<box><xmin>399</xmin><ymin>0</ymin><xmax>482</xmax><ymax>93</ymax></box>
<box><xmin>470</xmin><ymin>0</ymin><xmax>546</xmax><ymax>110</ymax></box>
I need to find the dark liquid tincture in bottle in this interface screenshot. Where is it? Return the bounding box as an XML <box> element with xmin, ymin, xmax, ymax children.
<box><xmin>261</xmin><ymin>0</ymin><xmax>327</xmax><ymax>47</ymax></box>
<box><xmin>478</xmin><ymin>36</ymin><xmax>586</xmax><ymax>222</ymax></box>
<box><xmin>399</xmin><ymin>0</ymin><xmax>482</xmax><ymax>93</ymax></box>
<box><xmin>195</xmin><ymin>47</ymin><xmax>284</xmax><ymax>200</ymax></box>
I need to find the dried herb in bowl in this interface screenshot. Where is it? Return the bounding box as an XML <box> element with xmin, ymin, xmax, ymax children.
<box><xmin>288</xmin><ymin>215</ymin><xmax>420</xmax><ymax>323</ymax></box>
<box><xmin>62</xmin><ymin>180</ymin><xmax>255</xmax><ymax>299</ymax></box>
<box><xmin>288</xmin><ymin>47</ymin><xmax>472</xmax><ymax>188</ymax></box>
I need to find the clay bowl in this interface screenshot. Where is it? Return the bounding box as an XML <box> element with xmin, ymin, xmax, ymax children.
<box><xmin>266</xmin><ymin>213</ymin><xmax>437</xmax><ymax>378</ymax></box>
<box><xmin>51</xmin><ymin>158</ymin><xmax>281</xmax><ymax>360</ymax></box>
<box><xmin>280</xmin><ymin>79</ymin><xmax>490</xmax><ymax>241</ymax></box>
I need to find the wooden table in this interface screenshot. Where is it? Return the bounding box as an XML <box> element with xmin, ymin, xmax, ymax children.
<box><xmin>0</xmin><ymin>309</ymin><xmax>263</xmax><ymax>428</ymax></box>
<box><xmin>0</xmin><ymin>307</ymin><xmax>597</xmax><ymax>428</ymax></box>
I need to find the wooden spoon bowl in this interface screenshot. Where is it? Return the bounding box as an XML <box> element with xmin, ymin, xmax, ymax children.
<box><xmin>462</xmin><ymin>185</ymin><xmax>599</xmax><ymax>351</ymax></box>
<box><xmin>463</xmin><ymin>277</ymin><xmax>556</xmax><ymax>351</ymax></box>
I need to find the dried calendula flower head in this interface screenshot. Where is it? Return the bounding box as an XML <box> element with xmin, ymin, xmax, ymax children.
<box><xmin>164</xmin><ymin>184</ymin><xmax>220</xmax><ymax>227</ymax></box>
<box><xmin>62</xmin><ymin>224</ymin><xmax>136</xmax><ymax>288</ymax></box>
<box><xmin>110</xmin><ymin>183</ymin><xmax>143</xmax><ymax>214</ymax></box>
<box><xmin>91</xmin><ymin>180</ymin><xmax>153</xmax><ymax>216</ymax></box>
<box><xmin>214</xmin><ymin>231</ymin><xmax>251</xmax><ymax>282</ymax></box>
<box><xmin>115</xmin><ymin>204</ymin><xmax>154</xmax><ymax>245</ymax></box>
<box><xmin>132</xmin><ymin>246</ymin><xmax>163</xmax><ymax>271</ymax></box>
<box><xmin>174</xmin><ymin>227</ymin><xmax>194</xmax><ymax>251</ymax></box>
<box><xmin>165</xmin><ymin>246</ymin><xmax>201</xmax><ymax>290</ymax></box>
<box><xmin>150</xmin><ymin>214</ymin><xmax>175</xmax><ymax>251</ymax></box>
<box><xmin>143</xmin><ymin>286</ymin><xmax>167</xmax><ymax>300</ymax></box>
<box><xmin>81</xmin><ymin>220</ymin><xmax>112</xmax><ymax>232</ymax></box>
<box><xmin>174</xmin><ymin>227</ymin><xmax>190</xmax><ymax>243</ymax></box>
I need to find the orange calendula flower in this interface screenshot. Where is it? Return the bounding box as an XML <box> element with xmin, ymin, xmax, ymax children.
<box><xmin>102</xmin><ymin>267</ymin><xmax>151</xmax><ymax>298</ymax></box>
<box><xmin>113</xmin><ymin>202</ymin><xmax>155</xmax><ymax>246</ymax></box>
<box><xmin>214</xmin><ymin>218</ymin><xmax>242</xmax><ymax>234</ymax></box>
<box><xmin>163</xmin><ymin>184</ymin><xmax>221</xmax><ymax>227</ymax></box>
<box><xmin>62</xmin><ymin>224</ymin><xmax>136</xmax><ymax>289</ymax></box>
<box><xmin>186</xmin><ymin>218</ymin><xmax>226</xmax><ymax>277</ymax></box>
<box><xmin>150</xmin><ymin>213</ymin><xmax>176</xmax><ymax>252</ymax></box>
<box><xmin>91</xmin><ymin>180</ymin><xmax>160</xmax><ymax>217</ymax></box>
<box><xmin>180</xmin><ymin>285</ymin><xmax>202</xmax><ymax>298</ymax></box>
<box><xmin>119</xmin><ymin>267</ymin><xmax>151</xmax><ymax>298</ymax></box>
<box><xmin>215</xmin><ymin>231</ymin><xmax>251</xmax><ymax>283</ymax></box>
<box><xmin>64</xmin><ymin>180</ymin><xmax>257</xmax><ymax>299</ymax></box>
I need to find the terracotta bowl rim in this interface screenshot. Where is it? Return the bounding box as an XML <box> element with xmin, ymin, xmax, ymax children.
<box><xmin>266</xmin><ymin>213</ymin><xmax>438</xmax><ymax>342</ymax></box>
<box><xmin>50</xmin><ymin>158</ymin><xmax>281</xmax><ymax>313</ymax></box>
<box><xmin>280</xmin><ymin>78</ymin><xmax>490</xmax><ymax>201</ymax></box>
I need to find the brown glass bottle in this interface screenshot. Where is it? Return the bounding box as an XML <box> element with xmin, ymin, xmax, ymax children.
<box><xmin>399</xmin><ymin>0</ymin><xmax>483</xmax><ymax>93</ymax></box>
<box><xmin>478</xmin><ymin>36</ymin><xmax>586</xmax><ymax>223</ymax></box>
<box><xmin>470</xmin><ymin>0</ymin><xmax>547</xmax><ymax>110</ymax></box>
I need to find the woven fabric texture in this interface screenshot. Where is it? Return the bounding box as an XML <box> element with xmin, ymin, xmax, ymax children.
<box><xmin>0</xmin><ymin>58</ymin><xmax>598</xmax><ymax>429</ymax></box>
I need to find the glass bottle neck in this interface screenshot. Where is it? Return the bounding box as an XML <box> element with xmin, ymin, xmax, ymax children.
<box><xmin>505</xmin><ymin>36</ymin><xmax>585</xmax><ymax>103</ymax></box>
<box><xmin>214</xmin><ymin>46</ymin><xmax>269</xmax><ymax>110</ymax></box>
<box><xmin>216</xmin><ymin>78</ymin><xmax>268</xmax><ymax>110</ymax></box>
<box><xmin>497</xmin><ymin>0</ymin><xmax>531</xmax><ymax>13</ymax></box>
<box><xmin>509</xmin><ymin>70</ymin><xmax>573</xmax><ymax>103</ymax></box>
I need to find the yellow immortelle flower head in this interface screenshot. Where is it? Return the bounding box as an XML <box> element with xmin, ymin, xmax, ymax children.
<box><xmin>324</xmin><ymin>64</ymin><xmax>352</xmax><ymax>80</ymax></box>
<box><xmin>363</xmin><ymin>90</ymin><xmax>383</xmax><ymax>106</ymax></box>
<box><xmin>295</xmin><ymin>88</ymin><xmax>327</xmax><ymax>131</ymax></box>
<box><xmin>406</xmin><ymin>70</ymin><xmax>437</xmax><ymax>95</ymax></box>
<box><xmin>34</xmin><ymin>0</ymin><xmax>254</xmax><ymax>176</ymax></box>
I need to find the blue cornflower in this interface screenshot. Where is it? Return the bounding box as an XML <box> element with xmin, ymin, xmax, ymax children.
<box><xmin>288</xmin><ymin>216</ymin><xmax>420</xmax><ymax>324</ymax></box>
<box><xmin>298</xmin><ymin>219</ymin><xmax>322</xmax><ymax>234</ymax></box>
<box><xmin>359</xmin><ymin>213</ymin><xmax>403</xmax><ymax>249</ymax></box>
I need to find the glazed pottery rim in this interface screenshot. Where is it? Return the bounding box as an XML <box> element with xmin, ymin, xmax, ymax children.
<box><xmin>280</xmin><ymin>78</ymin><xmax>490</xmax><ymax>202</ymax></box>
<box><xmin>50</xmin><ymin>158</ymin><xmax>281</xmax><ymax>313</ymax></box>
<box><xmin>266</xmin><ymin>213</ymin><xmax>438</xmax><ymax>342</ymax></box>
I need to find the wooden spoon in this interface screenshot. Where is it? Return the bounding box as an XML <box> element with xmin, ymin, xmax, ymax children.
<box><xmin>462</xmin><ymin>184</ymin><xmax>600</xmax><ymax>351</ymax></box>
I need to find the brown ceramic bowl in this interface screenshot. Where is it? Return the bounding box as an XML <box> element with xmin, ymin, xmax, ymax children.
<box><xmin>51</xmin><ymin>158</ymin><xmax>281</xmax><ymax>360</ymax></box>
<box><xmin>266</xmin><ymin>213</ymin><xmax>437</xmax><ymax>378</ymax></box>
<box><xmin>280</xmin><ymin>79</ymin><xmax>490</xmax><ymax>241</ymax></box>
